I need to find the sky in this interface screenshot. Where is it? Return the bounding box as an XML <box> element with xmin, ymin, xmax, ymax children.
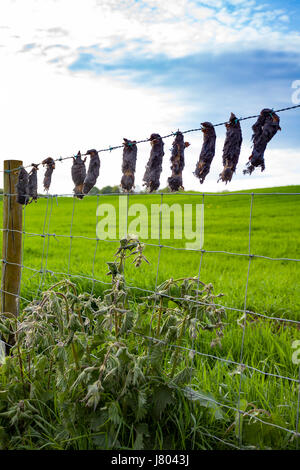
<box><xmin>0</xmin><ymin>0</ymin><xmax>299</xmax><ymax>194</ymax></box>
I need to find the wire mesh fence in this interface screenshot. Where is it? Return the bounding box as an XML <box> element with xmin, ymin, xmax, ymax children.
<box><xmin>0</xmin><ymin>187</ymin><xmax>299</xmax><ymax>449</ymax></box>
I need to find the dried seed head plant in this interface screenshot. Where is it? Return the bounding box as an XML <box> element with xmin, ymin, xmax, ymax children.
<box><xmin>71</xmin><ymin>151</ymin><xmax>87</xmax><ymax>199</ymax></box>
<box><xmin>143</xmin><ymin>133</ymin><xmax>164</xmax><ymax>192</ymax></box>
<box><xmin>167</xmin><ymin>131</ymin><xmax>190</xmax><ymax>192</ymax></box>
<box><xmin>16</xmin><ymin>167</ymin><xmax>29</xmax><ymax>205</ymax></box>
<box><xmin>28</xmin><ymin>164</ymin><xmax>38</xmax><ymax>203</ymax></box>
<box><xmin>83</xmin><ymin>149</ymin><xmax>100</xmax><ymax>194</ymax></box>
<box><xmin>194</xmin><ymin>122</ymin><xmax>216</xmax><ymax>184</ymax></box>
<box><xmin>243</xmin><ymin>108</ymin><xmax>281</xmax><ymax>175</ymax></box>
<box><xmin>42</xmin><ymin>157</ymin><xmax>55</xmax><ymax>192</ymax></box>
<box><xmin>121</xmin><ymin>138</ymin><xmax>137</xmax><ymax>192</ymax></box>
<box><xmin>218</xmin><ymin>113</ymin><xmax>243</xmax><ymax>184</ymax></box>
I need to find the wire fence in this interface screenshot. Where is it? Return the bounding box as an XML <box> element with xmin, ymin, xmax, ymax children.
<box><xmin>0</xmin><ymin>186</ymin><xmax>300</xmax><ymax>450</ymax></box>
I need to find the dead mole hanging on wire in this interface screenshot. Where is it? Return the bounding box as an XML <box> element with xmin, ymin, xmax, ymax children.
<box><xmin>121</xmin><ymin>138</ymin><xmax>137</xmax><ymax>192</ymax></box>
<box><xmin>143</xmin><ymin>133</ymin><xmax>164</xmax><ymax>192</ymax></box>
<box><xmin>218</xmin><ymin>113</ymin><xmax>243</xmax><ymax>184</ymax></box>
<box><xmin>243</xmin><ymin>108</ymin><xmax>281</xmax><ymax>176</ymax></box>
<box><xmin>167</xmin><ymin>131</ymin><xmax>190</xmax><ymax>192</ymax></box>
<box><xmin>83</xmin><ymin>149</ymin><xmax>100</xmax><ymax>194</ymax></box>
<box><xmin>71</xmin><ymin>151</ymin><xmax>87</xmax><ymax>199</ymax></box>
<box><xmin>194</xmin><ymin>122</ymin><xmax>216</xmax><ymax>184</ymax></box>
<box><xmin>28</xmin><ymin>164</ymin><xmax>39</xmax><ymax>203</ymax></box>
<box><xmin>17</xmin><ymin>166</ymin><xmax>29</xmax><ymax>205</ymax></box>
<box><xmin>42</xmin><ymin>157</ymin><xmax>55</xmax><ymax>192</ymax></box>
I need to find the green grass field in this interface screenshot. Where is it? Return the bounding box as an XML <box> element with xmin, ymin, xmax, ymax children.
<box><xmin>0</xmin><ymin>185</ymin><xmax>300</xmax><ymax>449</ymax></box>
<box><xmin>3</xmin><ymin>185</ymin><xmax>299</xmax><ymax>319</ymax></box>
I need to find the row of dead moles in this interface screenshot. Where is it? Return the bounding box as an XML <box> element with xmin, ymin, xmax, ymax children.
<box><xmin>15</xmin><ymin>109</ymin><xmax>281</xmax><ymax>204</ymax></box>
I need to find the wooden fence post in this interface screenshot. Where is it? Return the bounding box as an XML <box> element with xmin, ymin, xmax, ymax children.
<box><xmin>1</xmin><ymin>160</ymin><xmax>23</xmax><ymax>319</ymax></box>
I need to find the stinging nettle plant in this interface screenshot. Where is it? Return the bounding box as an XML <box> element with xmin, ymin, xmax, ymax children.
<box><xmin>0</xmin><ymin>235</ymin><xmax>229</xmax><ymax>450</ymax></box>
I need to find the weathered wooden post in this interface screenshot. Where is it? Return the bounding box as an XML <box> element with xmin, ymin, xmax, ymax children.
<box><xmin>1</xmin><ymin>160</ymin><xmax>23</xmax><ymax>320</ymax></box>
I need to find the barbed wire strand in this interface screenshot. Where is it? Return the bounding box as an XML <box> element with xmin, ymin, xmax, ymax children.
<box><xmin>1</xmin><ymin>104</ymin><xmax>300</xmax><ymax>175</ymax></box>
<box><xmin>2</xmin><ymin>192</ymin><xmax>300</xmax><ymax>198</ymax></box>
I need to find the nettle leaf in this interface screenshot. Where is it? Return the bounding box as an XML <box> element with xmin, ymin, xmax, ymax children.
<box><xmin>120</xmin><ymin>310</ymin><xmax>134</xmax><ymax>335</ymax></box>
<box><xmin>132</xmin><ymin>363</ymin><xmax>145</xmax><ymax>386</ymax></box>
<box><xmin>70</xmin><ymin>367</ymin><xmax>96</xmax><ymax>391</ymax></box>
<box><xmin>92</xmin><ymin>433</ymin><xmax>119</xmax><ymax>450</ymax></box>
<box><xmin>123</xmin><ymin>369</ymin><xmax>133</xmax><ymax>392</ymax></box>
<box><xmin>116</xmin><ymin>346</ymin><xmax>134</xmax><ymax>365</ymax></box>
<box><xmin>136</xmin><ymin>389</ymin><xmax>148</xmax><ymax>422</ymax></box>
<box><xmin>182</xmin><ymin>387</ymin><xmax>225</xmax><ymax>420</ymax></box>
<box><xmin>182</xmin><ymin>386</ymin><xmax>214</xmax><ymax>403</ymax></box>
<box><xmin>165</xmin><ymin>326</ymin><xmax>178</xmax><ymax>343</ymax></box>
<box><xmin>161</xmin><ymin>315</ymin><xmax>178</xmax><ymax>334</ymax></box>
<box><xmin>0</xmin><ymin>322</ymin><xmax>11</xmax><ymax>336</ymax></box>
<box><xmin>90</xmin><ymin>410</ymin><xmax>109</xmax><ymax>431</ymax></box>
<box><xmin>84</xmin><ymin>381</ymin><xmax>101</xmax><ymax>411</ymax></box>
<box><xmin>95</xmin><ymin>305</ymin><xmax>110</xmax><ymax>315</ymax></box>
<box><xmin>171</xmin><ymin>367</ymin><xmax>194</xmax><ymax>386</ymax></box>
<box><xmin>152</xmin><ymin>386</ymin><xmax>174</xmax><ymax>419</ymax></box>
<box><xmin>149</xmin><ymin>344</ymin><xmax>164</xmax><ymax>369</ymax></box>
<box><xmin>133</xmin><ymin>431</ymin><xmax>144</xmax><ymax>450</ymax></box>
<box><xmin>103</xmin><ymin>367</ymin><xmax>119</xmax><ymax>388</ymax></box>
<box><xmin>108</xmin><ymin>401</ymin><xmax>123</xmax><ymax>426</ymax></box>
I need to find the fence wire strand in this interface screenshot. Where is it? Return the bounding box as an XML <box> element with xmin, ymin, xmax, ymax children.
<box><xmin>1</xmin><ymin>103</ymin><xmax>300</xmax><ymax>175</ymax></box>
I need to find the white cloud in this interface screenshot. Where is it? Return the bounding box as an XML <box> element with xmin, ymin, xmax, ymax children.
<box><xmin>0</xmin><ymin>48</ymin><xmax>194</xmax><ymax>194</ymax></box>
<box><xmin>1</xmin><ymin>0</ymin><xmax>300</xmax><ymax>66</ymax></box>
<box><xmin>0</xmin><ymin>0</ymin><xmax>299</xmax><ymax>194</ymax></box>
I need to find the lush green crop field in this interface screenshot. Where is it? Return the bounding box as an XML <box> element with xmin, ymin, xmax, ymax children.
<box><xmin>0</xmin><ymin>185</ymin><xmax>299</xmax><ymax>449</ymax></box>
